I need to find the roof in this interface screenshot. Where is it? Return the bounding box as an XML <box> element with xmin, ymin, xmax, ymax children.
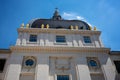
<box><xmin>28</xmin><ymin>9</ymin><xmax>91</xmax><ymax>30</ymax></box>
<box><xmin>110</xmin><ymin>51</ymin><xmax>120</xmax><ymax>55</ymax></box>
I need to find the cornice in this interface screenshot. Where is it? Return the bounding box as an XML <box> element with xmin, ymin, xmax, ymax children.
<box><xmin>17</xmin><ymin>28</ymin><xmax>101</xmax><ymax>35</ymax></box>
<box><xmin>0</xmin><ymin>49</ymin><xmax>11</xmax><ymax>54</ymax></box>
<box><xmin>10</xmin><ymin>46</ymin><xmax>110</xmax><ymax>53</ymax></box>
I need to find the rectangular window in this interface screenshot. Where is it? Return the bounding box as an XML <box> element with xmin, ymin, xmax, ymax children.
<box><xmin>114</xmin><ymin>61</ymin><xmax>120</xmax><ymax>73</ymax></box>
<box><xmin>0</xmin><ymin>59</ymin><xmax>6</xmax><ymax>72</ymax></box>
<box><xmin>29</xmin><ymin>35</ymin><xmax>37</xmax><ymax>42</ymax></box>
<box><xmin>90</xmin><ymin>74</ymin><xmax>105</xmax><ymax>80</ymax></box>
<box><xmin>57</xmin><ymin>75</ymin><xmax>69</xmax><ymax>80</ymax></box>
<box><xmin>56</xmin><ymin>36</ymin><xmax>66</xmax><ymax>43</ymax></box>
<box><xmin>83</xmin><ymin>36</ymin><xmax>91</xmax><ymax>43</ymax></box>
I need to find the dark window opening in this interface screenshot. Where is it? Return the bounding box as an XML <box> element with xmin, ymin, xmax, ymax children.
<box><xmin>57</xmin><ymin>75</ymin><xmax>69</xmax><ymax>80</ymax></box>
<box><xmin>114</xmin><ymin>61</ymin><xmax>120</xmax><ymax>73</ymax></box>
<box><xmin>29</xmin><ymin>35</ymin><xmax>37</xmax><ymax>42</ymax></box>
<box><xmin>0</xmin><ymin>59</ymin><xmax>6</xmax><ymax>72</ymax></box>
<box><xmin>80</xmin><ymin>26</ymin><xmax>83</xmax><ymax>29</ymax></box>
<box><xmin>56</xmin><ymin>36</ymin><xmax>66</xmax><ymax>43</ymax></box>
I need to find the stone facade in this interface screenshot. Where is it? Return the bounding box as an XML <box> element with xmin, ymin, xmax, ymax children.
<box><xmin>0</xmin><ymin>10</ymin><xmax>120</xmax><ymax>80</ymax></box>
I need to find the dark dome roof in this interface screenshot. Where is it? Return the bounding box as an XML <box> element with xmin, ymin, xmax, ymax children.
<box><xmin>29</xmin><ymin>19</ymin><xmax>91</xmax><ymax>30</ymax></box>
<box><xmin>29</xmin><ymin>9</ymin><xmax>91</xmax><ymax>30</ymax></box>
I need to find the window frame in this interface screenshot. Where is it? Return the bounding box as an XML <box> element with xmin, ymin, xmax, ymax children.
<box><xmin>23</xmin><ymin>56</ymin><xmax>36</xmax><ymax>68</ymax></box>
<box><xmin>56</xmin><ymin>74</ymin><xmax>70</xmax><ymax>80</ymax></box>
<box><xmin>87</xmin><ymin>57</ymin><xmax>100</xmax><ymax>69</ymax></box>
<box><xmin>83</xmin><ymin>36</ymin><xmax>92</xmax><ymax>43</ymax></box>
<box><xmin>56</xmin><ymin>35</ymin><xmax>66</xmax><ymax>43</ymax></box>
<box><xmin>88</xmin><ymin>59</ymin><xmax>98</xmax><ymax>67</ymax></box>
<box><xmin>29</xmin><ymin>34</ymin><xmax>37</xmax><ymax>42</ymax></box>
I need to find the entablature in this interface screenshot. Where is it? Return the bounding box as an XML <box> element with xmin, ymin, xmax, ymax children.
<box><xmin>10</xmin><ymin>46</ymin><xmax>110</xmax><ymax>53</ymax></box>
<box><xmin>18</xmin><ymin>28</ymin><xmax>101</xmax><ymax>35</ymax></box>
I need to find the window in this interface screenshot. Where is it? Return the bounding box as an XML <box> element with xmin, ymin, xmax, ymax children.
<box><xmin>90</xmin><ymin>74</ymin><xmax>105</xmax><ymax>80</ymax></box>
<box><xmin>0</xmin><ymin>59</ymin><xmax>6</xmax><ymax>72</ymax></box>
<box><xmin>23</xmin><ymin>56</ymin><xmax>36</xmax><ymax>68</ymax></box>
<box><xmin>57</xmin><ymin>75</ymin><xmax>69</xmax><ymax>80</ymax></box>
<box><xmin>29</xmin><ymin>35</ymin><xmax>37</xmax><ymax>42</ymax></box>
<box><xmin>88</xmin><ymin>60</ymin><xmax>98</xmax><ymax>67</ymax></box>
<box><xmin>56</xmin><ymin>36</ymin><xmax>66</xmax><ymax>43</ymax></box>
<box><xmin>83</xmin><ymin>36</ymin><xmax>91</xmax><ymax>43</ymax></box>
<box><xmin>114</xmin><ymin>61</ymin><xmax>120</xmax><ymax>73</ymax></box>
<box><xmin>87</xmin><ymin>57</ymin><xmax>100</xmax><ymax>69</ymax></box>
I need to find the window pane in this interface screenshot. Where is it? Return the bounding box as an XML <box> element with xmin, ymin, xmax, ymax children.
<box><xmin>84</xmin><ymin>36</ymin><xmax>91</xmax><ymax>43</ymax></box>
<box><xmin>57</xmin><ymin>75</ymin><xmax>69</xmax><ymax>80</ymax></box>
<box><xmin>89</xmin><ymin>60</ymin><xmax>97</xmax><ymax>67</ymax></box>
<box><xmin>29</xmin><ymin>35</ymin><xmax>37</xmax><ymax>42</ymax></box>
<box><xmin>56</xmin><ymin>36</ymin><xmax>66</xmax><ymax>43</ymax></box>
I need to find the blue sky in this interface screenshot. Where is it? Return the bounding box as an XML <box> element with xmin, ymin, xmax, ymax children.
<box><xmin>0</xmin><ymin>0</ymin><xmax>120</xmax><ymax>50</ymax></box>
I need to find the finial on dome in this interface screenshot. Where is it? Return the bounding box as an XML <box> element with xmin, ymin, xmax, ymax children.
<box><xmin>52</xmin><ymin>8</ymin><xmax>62</xmax><ymax>20</ymax></box>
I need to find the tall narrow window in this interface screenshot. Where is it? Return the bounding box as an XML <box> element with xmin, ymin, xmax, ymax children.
<box><xmin>0</xmin><ymin>59</ymin><xmax>6</xmax><ymax>72</ymax></box>
<box><xmin>56</xmin><ymin>36</ymin><xmax>66</xmax><ymax>43</ymax></box>
<box><xmin>57</xmin><ymin>75</ymin><xmax>69</xmax><ymax>80</ymax></box>
<box><xmin>114</xmin><ymin>61</ymin><xmax>120</xmax><ymax>73</ymax></box>
<box><xmin>29</xmin><ymin>35</ymin><xmax>37</xmax><ymax>42</ymax></box>
<box><xmin>83</xmin><ymin>36</ymin><xmax>91</xmax><ymax>43</ymax></box>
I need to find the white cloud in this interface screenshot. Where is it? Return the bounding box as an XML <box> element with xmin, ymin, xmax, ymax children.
<box><xmin>62</xmin><ymin>12</ymin><xmax>84</xmax><ymax>20</ymax></box>
<box><xmin>62</xmin><ymin>12</ymin><xmax>93</xmax><ymax>26</ymax></box>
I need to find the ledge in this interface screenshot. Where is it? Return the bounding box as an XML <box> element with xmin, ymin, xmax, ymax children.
<box><xmin>10</xmin><ymin>46</ymin><xmax>110</xmax><ymax>53</ymax></box>
<box><xmin>18</xmin><ymin>28</ymin><xmax>101</xmax><ymax>35</ymax></box>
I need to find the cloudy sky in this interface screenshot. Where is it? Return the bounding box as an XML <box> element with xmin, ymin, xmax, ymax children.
<box><xmin>0</xmin><ymin>0</ymin><xmax>120</xmax><ymax>50</ymax></box>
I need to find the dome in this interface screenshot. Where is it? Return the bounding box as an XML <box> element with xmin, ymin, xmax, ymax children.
<box><xmin>30</xmin><ymin>19</ymin><xmax>91</xmax><ymax>30</ymax></box>
<box><xmin>29</xmin><ymin>9</ymin><xmax>91</xmax><ymax>30</ymax></box>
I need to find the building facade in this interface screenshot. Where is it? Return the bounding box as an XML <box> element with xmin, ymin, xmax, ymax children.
<box><xmin>0</xmin><ymin>9</ymin><xmax>120</xmax><ymax>80</ymax></box>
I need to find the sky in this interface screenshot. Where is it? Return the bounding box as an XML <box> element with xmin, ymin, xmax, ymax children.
<box><xmin>0</xmin><ymin>0</ymin><xmax>120</xmax><ymax>51</ymax></box>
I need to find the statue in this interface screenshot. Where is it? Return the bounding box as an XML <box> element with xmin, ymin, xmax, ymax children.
<box><xmin>41</xmin><ymin>24</ymin><xmax>44</xmax><ymax>28</ymax></box>
<box><xmin>75</xmin><ymin>26</ymin><xmax>78</xmax><ymax>30</ymax></box>
<box><xmin>26</xmin><ymin>24</ymin><xmax>29</xmax><ymax>28</ymax></box>
<box><xmin>70</xmin><ymin>25</ymin><xmax>73</xmax><ymax>30</ymax></box>
<box><xmin>89</xmin><ymin>26</ymin><xmax>92</xmax><ymax>30</ymax></box>
<box><xmin>21</xmin><ymin>23</ymin><xmax>24</xmax><ymax>28</ymax></box>
<box><xmin>46</xmin><ymin>24</ymin><xmax>49</xmax><ymax>29</ymax></box>
<box><xmin>94</xmin><ymin>26</ymin><xmax>97</xmax><ymax>30</ymax></box>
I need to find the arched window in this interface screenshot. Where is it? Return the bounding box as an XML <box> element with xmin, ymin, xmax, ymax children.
<box><xmin>23</xmin><ymin>56</ymin><xmax>36</xmax><ymax>68</ymax></box>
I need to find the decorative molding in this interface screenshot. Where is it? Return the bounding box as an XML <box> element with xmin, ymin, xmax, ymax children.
<box><xmin>10</xmin><ymin>46</ymin><xmax>110</xmax><ymax>53</ymax></box>
<box><xmin>17</xmin><ymin>28</ymin><xmax>101</xmax><ymax>35</ymax></box>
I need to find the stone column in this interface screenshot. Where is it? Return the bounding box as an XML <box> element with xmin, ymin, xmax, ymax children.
<box><xmin>102</xmin><ymin>58</ymin><xmax>116</xmax><ymax>80</ymax></box>
<box><xmin>75</xmin><ymin>57</ymin><xmax>91</xmax><ymax>80</ymax></box>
